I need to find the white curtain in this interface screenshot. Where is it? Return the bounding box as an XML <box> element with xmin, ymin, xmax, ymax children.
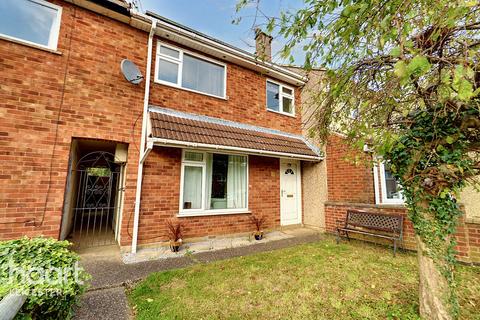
<box><xmin>183</xmin><ymin>166</ymin><xmax>202</xmax><ymax>209</ymax></box>
<box><xmin>182</xmin><ymin>53</ymin><xmax>224</xmax><ymax>97</ymax></box>
<box><xmin>227</xmin><ymin>155</ymin><xmax>247</xmax><ymax>209</ymax></box>
<box><xmin>205</xmin><ymin>153</ymin><xmax>213</xmax><ymax>209</ymax></box>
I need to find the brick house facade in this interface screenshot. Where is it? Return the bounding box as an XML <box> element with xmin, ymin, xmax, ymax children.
<box><xmin>0</xmin><ymin>0</ymin><xmax>148</xmax><ymax>244</ymax></box>
<box><xmin>322</xmin><ymin>133</ymin><xmax>480</xmax><ymax>263</ymax></box>
<box><xmin>291</xmin><ymin>66</ymin><xmax>480</xmax><ymax>263</ymax></box>
<box><xmin>0</xmin><ymin>0</ymin><xmax>319</xmax><ymax>252</ymax></box>
<box><xmin>2</xmin><ymin>0</ymin><xmax>477</xmax><ymax>262</ymax></box>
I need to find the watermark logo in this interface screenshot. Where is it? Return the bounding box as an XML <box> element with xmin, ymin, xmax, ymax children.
<box><xmin>6</xmin><ymin>260</ymin><xmax>85</xmax><ymax>297</ymax></box>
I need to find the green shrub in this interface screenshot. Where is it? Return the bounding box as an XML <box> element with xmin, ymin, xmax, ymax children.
<box><xmin>0</xmin><ymin>237</ymin><xmax>90</xmax><ymax>319</ymax></box>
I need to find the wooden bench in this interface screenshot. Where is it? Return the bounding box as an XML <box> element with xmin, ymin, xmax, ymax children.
<box><xmin>336</xmin><ymin>210</ymin><xmax>404</xmax><ymax>256</ymax></box>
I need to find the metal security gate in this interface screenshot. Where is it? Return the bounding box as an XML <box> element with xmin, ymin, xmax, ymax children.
<box><xmin>71</xmin><ymin>151</ymin><xmax>121</xmax><ymax>248</ymax></box>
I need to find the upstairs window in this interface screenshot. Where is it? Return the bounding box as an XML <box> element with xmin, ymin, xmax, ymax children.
<box><xmin>0</xmin><ymin>0</ymin><xmax>62</xmax><ymax>50</ymax></box>
<box><xmin>266</xmin><ymin>80</ymin><xmax>295</xmax><ymax>116</ymax></box>
<box><xmin>155</xmin><ymin>43</ymin><xmax>226</xmax><ymax>98</ymax></box>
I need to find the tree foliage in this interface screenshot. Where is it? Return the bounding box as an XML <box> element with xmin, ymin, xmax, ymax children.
<box><xmin>237</xmin><ymin>0</ymin><xmax>480</xmax><ymax>317</ymax></box>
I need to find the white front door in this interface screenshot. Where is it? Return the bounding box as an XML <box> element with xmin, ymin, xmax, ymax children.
<box><xmin>280</xmin><ymin>160</ymin><xmax>301</xmax><ymax>225</ymax></box>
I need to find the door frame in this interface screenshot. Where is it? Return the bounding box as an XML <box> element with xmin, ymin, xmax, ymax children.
<box><xmin>114</xmin><ymin>163</ymin><xmax>126</xmax><ymax>244</ymax></box>
<box><xmin>280</xmin><ymin>159</ymin><xmax>302</xmax><ymax>225</ymax></box>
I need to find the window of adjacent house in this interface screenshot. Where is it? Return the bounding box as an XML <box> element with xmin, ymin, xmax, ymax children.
<box><xmin>180</xmin><ymin>151</ymin><xmax>248</xmax><ymax>213</ymax></box>
<box><xmin>156</xmin><ymin>43</ymin><xmax>226</xmax><ymax>98</ymax></box>
<box><xmin>266</xmin><ymin>80</ymin><xmax>295</xmax><ymax>115</ymax></box>
<box><xmin>379</xmin><ymin>162</ymin><xmax>404</xmax><ymax>204</ymax></box>
<box><xmin>0</xmin><ymin>0</ymin><xmax>62</xmax><ymax>50</ymax></box>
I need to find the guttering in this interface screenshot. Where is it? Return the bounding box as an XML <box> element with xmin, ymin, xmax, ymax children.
<box><xmin>131</xmin><ymin>19</ymin><xmax>157</xmax><ymax>254</ymax></box>
<box><xmin>140</xmin><ymin>140</ymin><xmax>153</xmax><ymax>164</ymax></box>
<box><xmin>65</xmin><ymin>0</ymin><xmax>152</xmax><ymax>31</ymax></box>
<box><xmin>64</xmin><ymin>2</ymin><xmax>306</xmax><ymax>85</ymax></box>
<box><xmin>148</xmin><ymin>12</ymin><xmax>307</xmax><ymax>86</ymax></box>
<box><xmin>149</xmin><ymin>137</ymin><xmax>323</xmax><ymax>161</ymax></box>
<box><xmin>87</xmin><ymin>0</ymin><xmax>130</xmax><ymax>16</ymax></box>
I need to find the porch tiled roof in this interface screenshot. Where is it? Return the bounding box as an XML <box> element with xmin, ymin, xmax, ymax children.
<box><xmin>148</xmin><ymin>107</ymin><xmax>320</xmax><ymax>159</ymax></box>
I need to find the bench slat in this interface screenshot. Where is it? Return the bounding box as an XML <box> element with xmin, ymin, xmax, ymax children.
<box><xmin>338</xmin><ymin>227</ymin><xmax>401</xmax><ymax>240</ymax></box>
<box><xmin>336</xmin><ymin>210</ymin><xmax>404</xmax><ymax>256</ymax></box>
<box><xmin>345</xmin><ymin>210</ymin><xmax>403</xmax><ymax>234</ymax></box>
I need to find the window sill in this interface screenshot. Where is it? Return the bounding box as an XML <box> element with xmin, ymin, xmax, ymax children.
<box><xmin>379</xmin><ymin>200</ymin><xmax>405</xmax><ymax>206</ymax></box>
<box><xmin>153</xmin><ymin>79</ymin><xmax>227</xmax><ymax>101</ymax></box>
<box><xmin>177</xmin><ymin>209</ymin><xmax>251</xmax><ymax>218</ymax></box>
<box><xmin>0</xmin><ymin>34</ymin><xmax>62</xmax><ymax>55</ymax></box>
<box><xmin>325</xmin><ymin>201</ymin><xmax>406</xmax><ymax>210</ymax></box>
<box><xmin>267</xmin><ymin>108</ymin><xmax>296</xmax><ymax>118</ymax></box>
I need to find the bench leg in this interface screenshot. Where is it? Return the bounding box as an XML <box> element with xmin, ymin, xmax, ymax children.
<box><xmin>345</xmin><ymin>231</ymin><xmax>350</xmax><ymax>242</ymax></box>
<box><xmin>393</xmin><ymin>240</ymin><xmax>397</xmax><ymax>257</ymax></box>
<box><xmin>336</xmin><ymin>229</ymin><xmax>340</xmax><ymax>244</ymax></box>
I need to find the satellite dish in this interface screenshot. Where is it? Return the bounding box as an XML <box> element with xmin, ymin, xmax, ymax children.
<box><xmin>120</xmin><ymin>59</ymin><xmax>144</xmax><ymax>85</ymax></box>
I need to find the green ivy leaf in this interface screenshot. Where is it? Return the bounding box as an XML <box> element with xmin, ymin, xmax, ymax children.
<box><xmin>407</xmin><ymin>56</ymin><xmax>431</xmax><ymax>77</ymax></box>
<box><xmin>446</xmin><ymin>136</ymin><xmax>455</xmax><ymax>144</ymax></box>
<box><xmin>457</xmin><ymin>79</ymin><xmax>474</xmax><ymax>101</ymax></box>
<box><xmin>390</xmin><ymin>47</ymin><xmax>401</xmax><ymax>57</ymax></box>
<box><xmin>394</xmin><ymin>61</ymin><xmax>407</xmax><ymax>79</ymax></box>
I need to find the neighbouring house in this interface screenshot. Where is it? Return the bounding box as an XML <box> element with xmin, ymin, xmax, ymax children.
<box><xmin>294</xmin><ymin>66</ymin><xmax>480</xmax><ymax>264</ymax></box>
<box><xmin>0</xmin><ymin>0</ymin><xmax>321</xmax><ymax>253</ymax></box>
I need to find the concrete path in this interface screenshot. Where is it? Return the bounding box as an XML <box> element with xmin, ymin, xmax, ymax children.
<box><xmin>73</xmin><ymin>287</ymin><xmax>129</xmax><ymax>320</ymax></box>
<box><xmin>73</xmin><ymin>229</ymin><xmax>322</xmax><ymax>319</ymax></box>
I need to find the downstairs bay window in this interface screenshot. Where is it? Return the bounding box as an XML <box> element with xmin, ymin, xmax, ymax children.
<box><xmin>180</xmin><ymin>151</ymin><xmax>248</xmax><ymax>215</ymax></box>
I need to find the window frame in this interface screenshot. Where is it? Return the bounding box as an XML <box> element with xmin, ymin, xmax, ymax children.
<box><xmin>0</xmin><ymin>0</ymin><xmax>62</xmax><ymax>51</ymax></box>
<box><xmin>266</xmin><ymin>79</ymin><xmax>295</xmax><ymax>117</ymax></box>
<box><xmin>178</xmin><ymin>149</ymin><xmax>250</xmax><ymax>217</ymax></box>
<box><xmin>154</xmin><ymin>42</ymin><xmax>227</xmax><ymax>100</ymax></box>
<box><xmin>376</xmin><ymin>162</ymin><xmax>404</xmax><ymax>205</ymax></box>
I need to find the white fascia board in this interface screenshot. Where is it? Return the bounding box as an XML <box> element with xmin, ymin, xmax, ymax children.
<box><xmin>65</xmin><ymin>1</ymin><xmax>306</xmax><ymax>86</ymax></box>
<box><xmin>153</xmin><ymin>20</ymin><xmax>306</xmax><ymax>86</ymax></box>
<box><xmin>149</xmin><ymin>137</ymin><xmax>323</xmax><ymax>161</ymax></box>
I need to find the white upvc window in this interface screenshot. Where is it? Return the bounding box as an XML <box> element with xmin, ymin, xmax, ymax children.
<box><xmin>179</xmin><ymin>150</ymin><xmax>249</xmax><ymax>216</ymax></box>
<box><xmin>266</xmin><ymin>79</ymin><xmax>295</xmax><ymax>116</ymax></box>
<box><xmin>374</xmin><ymin>162</ymin><xmax>404</xmax><ymax>205</ymax></box>
<box><xmin>155</xmin><ymin>42</ymin><xmax>227</xmax><ymax>99</ymax></box>
<box><xmin>0</xmin><ymin>0</ymin><xmax>62</xmax><ymax>51</ymax></box>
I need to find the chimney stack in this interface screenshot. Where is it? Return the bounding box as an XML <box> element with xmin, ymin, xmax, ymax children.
<box><xmin>255</xmin><ymin>28</ymin><xmax>273</xmax><ymax>62</ymax></box>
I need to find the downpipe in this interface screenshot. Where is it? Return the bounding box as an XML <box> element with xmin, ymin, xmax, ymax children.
<box><xmin>131</xmin><ymin>19</ymin><xmax>157</xmax><ymax>254</ymax></box>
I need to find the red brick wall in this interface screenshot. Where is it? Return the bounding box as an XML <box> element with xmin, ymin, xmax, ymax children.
<box><xmin>467</xmin><ymin>222</ymin><xmax>480</xmax><ymax>262</ymax></box>
<box><xmin>325</xmin><ymin>135</ymin><xmax>480</xmax><ymax>263</ymax></box>
<box><xmin>132</xmin><ymin>148</ymin><xmax>280</xmax><ymax>245</ymax></box>
<box><xmin>326</xmin><ymin>134</ymin><xmax>375</xmax><ymax>204</ymax></box>
<box><xmin>0</xmin><ymin>1</ymin><xmax>147</xmax><ymax>240</ymax></box>
<box><xmin>0</xmin><ymin>1</ymin><xmax>301</xmax><ymax>245</ymax></box>
<box><xmin>149</xmin><ymin>39</ymin><xmax>302</xmax><ymax>135</ymax></box>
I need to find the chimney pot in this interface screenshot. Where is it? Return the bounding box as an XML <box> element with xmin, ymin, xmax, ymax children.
<box><xmin>255</xmin><ymin>28</ymin><xmax>273</xmax><ymax>62</ymax></box>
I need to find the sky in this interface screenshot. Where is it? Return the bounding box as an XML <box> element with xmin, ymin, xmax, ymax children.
<box><xmin>138</xmin><ymin>0</ymin><xmax>306</xmax><ymax>64</ymax></box>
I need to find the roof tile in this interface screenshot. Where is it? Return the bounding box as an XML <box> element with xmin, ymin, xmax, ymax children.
<box><xmin>149</xmin><ymin>111</ymin><xmax>319</xmax><ymax>158</ymax></box>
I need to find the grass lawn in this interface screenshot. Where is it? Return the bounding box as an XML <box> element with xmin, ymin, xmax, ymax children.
<box><xmin>128</xmin><ymin>237</ymin><xmax>480</xmax><ymax>320</ymax></box>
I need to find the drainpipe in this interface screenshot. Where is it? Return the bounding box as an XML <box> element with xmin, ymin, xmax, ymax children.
<box><xmin>131</xmin><ymin>19</ymin><xmax>157</xmax><ymax>254</ymax></box>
